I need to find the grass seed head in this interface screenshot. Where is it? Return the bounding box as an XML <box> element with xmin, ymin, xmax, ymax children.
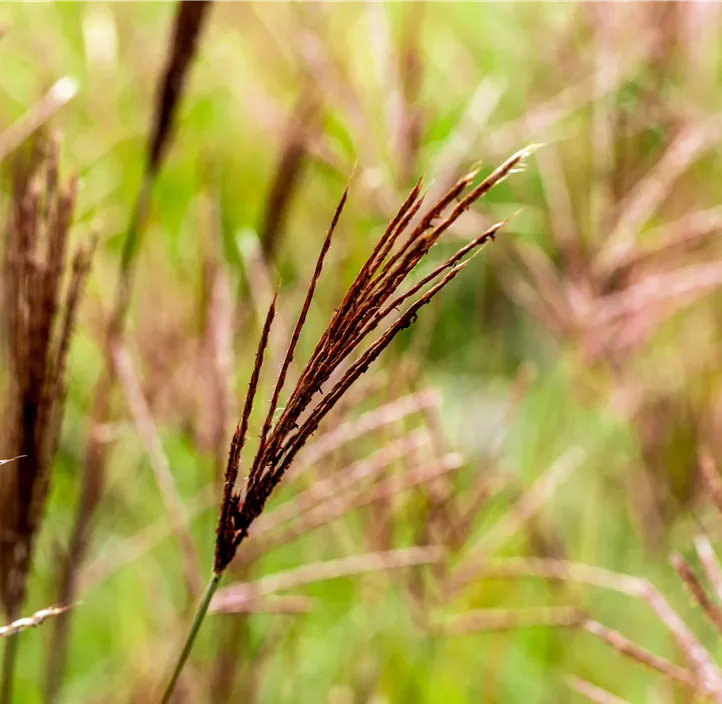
<box><xmin>213</xmin><ymin>148</ymin><xmax>529</xmax><ymax>573</ymax></box>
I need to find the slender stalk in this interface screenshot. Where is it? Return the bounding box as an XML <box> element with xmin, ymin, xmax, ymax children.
<box><xmin>160</xmin><ymin>572</ymin><xmax>222</xmax><ymax>704</ymax></box>
<box><xmin>2</xmin><ymin>625</ymin><xmax>19</xmax><ymax>703</ymax></box>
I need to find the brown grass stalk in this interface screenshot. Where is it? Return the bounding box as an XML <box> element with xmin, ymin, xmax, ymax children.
<box><xmin>670</xmin><ymin>553</ymin><xmax>722</xmax><ymax>635</ymax></box>
<box><xmin>1</xmin><ymin>135</ymin><xmax>94</xmax><ymax>702</ymax></box>
<box><xmin>290</xmin><ymin>390</ymin><xmax>438</xmax><ymax>478</ymax></box>
<box><xmin>79</xmin><ymin>486</ymin><xmax>216</xmax><ymax>595</ymax></box>
<box><xmin>47</xmin><ymin>5</ymin><xmax>212</xmax><ymax>701</ymax></box>
<box><xmin>694</xmin><ymin>535</ymin><xmax>722</xmax><ymax>604</ymax></box>
<box><xmin>253</xmin><ymin>429</ymin><xmax>429</xmax><ymax>536</ymax></box>
<box><xmin>160</xmin><ymin>146</ymin><xmax>530</xmax><ymax>701</ymax></box>
<box><xmin>487</xmin><ymin>35</ymin><xmax>653</xmax><ymax>157</ymax></box>
<box><xmin>596</xmin><ymin>113</ymin><xmax>722</xmax><ymax>277</ymax></box>
<box><xmin>111</xmin><ymin>342</ymin><xmax>202</xmax><ymax>599</ymax></box>
<box><xmin>241</xmin><ymin>454</ymin><xmax>465</xmax><ymax>564</ymax></box>
<box><xmin>146</xmin><ymin>1</ymin><xmax>212</xmax><ymax>177</ymax></box>
<box><xmin>210</xmin><ymin>546</ymin><xmax>444</xmax><ymax>614</ymax></box>
<box><xmin>47</xmin><ymin>376</ymin><xmax>111</xmax><ymax>702</ymax></box>
<box><xmin>566</xmin><ymin>676</ymin><xmax>632</xmax><ymax>704</ymax></box>
<box><xmin>582</xmin><ymin>620</ymin><xmax>697</xmax><ymax>690</ymax></box>
<box><xmin>471</xmin><ymin>557</ymin><xmax>722</xmax><ymax>701</ymax></box>
<box><xmin>436</xmin><ymin>606</ymin><xmax>586</xmax><ymax>634</ymax></box>
<box><xmin>699</xmin><ymin>450</ymin><xmax>722</xmax><ymax>517</ymax></box>
<box><xmin>199</xmin><ymin>236</ymin><xmax>234</xmax><ymax>479</ymax></box>
<box><xmin>209</xmin><ymin>594</ymin><xmax>312</xmax><ymax>616</ymax></box>
<box><xmin>258</xmin><ymin>90</ymin><xmax>319</xmax><ymax>262</ymax></box>
<box><xmin>116</xmin><ymin>0</ymin><xmax>212</xmax><ymax>330</ymax></box>
<box><xmin>611</xmin><ymin>206</ymin><xmax>722</xmax><ymax>278</ymax></box>
<box><xmin>592</xmin><ymin>260</ymin><xmax>722</xmax><ymax>327</ymax></box>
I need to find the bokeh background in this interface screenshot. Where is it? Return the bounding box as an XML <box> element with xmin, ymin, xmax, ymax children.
<box><xmin>2</xmin><ymin>2</ymin><xmax>722</xmax><ymax>703</ymax></box>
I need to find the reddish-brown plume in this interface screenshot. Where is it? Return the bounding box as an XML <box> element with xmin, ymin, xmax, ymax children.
<box><xmin>214</xmin><ymin>147</ymin><xmax>530</xmax><ymax>574</ymax></box>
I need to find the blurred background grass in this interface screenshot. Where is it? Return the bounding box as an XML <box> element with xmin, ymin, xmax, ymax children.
<box><xmin>2</xmin><ymin>2</ymin><xmax>722</xmax><ymax>703</ymax></box>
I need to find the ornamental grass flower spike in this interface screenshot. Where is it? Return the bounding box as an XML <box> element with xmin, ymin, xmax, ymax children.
<box><xmin>161</xmin><ymin>145</ymin><xmax>532</xmax><ymax>702</ymax></box>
